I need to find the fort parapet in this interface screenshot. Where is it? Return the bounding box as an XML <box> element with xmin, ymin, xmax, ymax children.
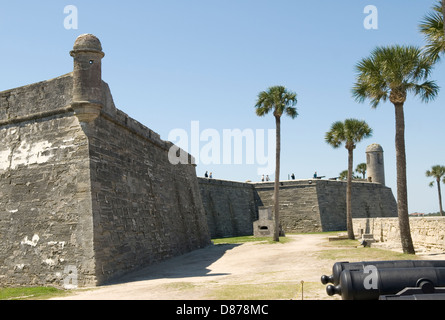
<box><xmin>199</xmin><ymin>178</ymin><xmax>398</xmax><ymax>238</ymax></box>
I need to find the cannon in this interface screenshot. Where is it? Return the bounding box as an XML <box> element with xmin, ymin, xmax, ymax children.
<box><xmin>325</xmin><ymin>266</ymin><xmax>445</xmax><ymax>300</ymax></box>
<box><xmin>321</xmin><ymin>260</ymin><xmax>445</xmax><ymax>286</ymax></box>
<box><xmin>379</xmin><ymin>286</ymin><xmax>445</xmax><ymax>300</ymax></box>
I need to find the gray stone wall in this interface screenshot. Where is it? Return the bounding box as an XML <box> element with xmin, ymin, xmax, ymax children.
<box><xmin>198</xmin><ymin>178</ymin><xmax>258</xmax><ymax>238</ymax></box>
<box><xmin>199</xmin><ymin>179</ymin><xmax>398</xmax><ymax>238</ymax></box>
<box><xmin>254</xmin><ymin>181</ymin><xmax>322</xmax><ymax>233</ymax></box>
<box><xmin>0</xmin><ymin>73</ymin><xmax>211</xmax><ymax>287</ymax></box>
<box><xmin>316</xmin><ymin>180</ymin><xmax>398</xmax><ymax>231</ymax></box>
<box><xmin>0</xmin><ymin>75</ymin><xmax>97</xmax><ymax>287</ymax></box>
<box><xmin>0</xmin><ymin>74</ymin><xmax>73</xmax><ymax>123</ymax></box>
<box><xmin>353</xmin><ymin>217</ymin><xmax>445</xmax><ymax>253</ymax></box>
<box><xmin>89</xmin><ymin>86</ymin><xmax>211</xmax><ymax>284</ymax></box>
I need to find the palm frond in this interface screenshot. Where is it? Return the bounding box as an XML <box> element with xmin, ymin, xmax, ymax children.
<box><xmin>352</xmin><ymin>44</ymin><xmax>439</xmax><ymax>107</ymax></box>
<box><xmin>412</xmin><ymin>80</ymin><xmax>440</xmax><ymax>103</ymax></box>
<box><xmin>325</xmin><ymin>119</ymin><xmax>372</xmax><ymax>150</ymax></box>
<box><xmin>426</xmin><ymin>165</ymin><xmax>445</xmax><ymax>187</ymax></box>
<box><xmin>254</xmin><ymin>86</ymin><xmax>298</xmax><ymax>119</ymax></box>
<box><xmin>325</xmin><ymin>121</ymin><xmax>345</xmax><ymax>148</ymax></box>
<box><xmin>419</xmin><ymin>0</ymin><xmax>445</xmax><ymax>63</ymax></box>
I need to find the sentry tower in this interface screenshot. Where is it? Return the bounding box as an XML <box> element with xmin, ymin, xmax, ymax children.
<box><xmin>366</xmin><ymin>143</ymin><xmax>385</xmax><ymax>186</ymax></box>
<box><xmin>70</xmin><ymin>34</ymin><xmax>105</xmax><ymax>123</ymax></box>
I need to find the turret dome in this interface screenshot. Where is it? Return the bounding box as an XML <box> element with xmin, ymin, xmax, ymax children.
<box><xmin>366</xmin><ymin>143</ymin><xmax>383</xmax><ymax>153</ymax></box>
<box><xmin>70</xmin><ymin>34</ymin><xmax>104</xmax><ymax>57</ymax></box>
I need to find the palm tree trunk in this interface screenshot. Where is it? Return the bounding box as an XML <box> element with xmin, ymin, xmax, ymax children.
<box><xmin>437</xmin><ymin>177</ymin><xmax>444</xmax><ymax>216</ymax></box>
<box><xmin>273</xmin><ymin>115</ymin><xmax>281</xmax><ymax>242</ymax></box>
<box><xmin>346</xmin><ymin>148</ymin><xmax>355</xmax><ymax>240</ymax></box>
<box><xmin>394</xmin><ymin>103</ymin><xmax>415</xmax><ymax>254</ymax></box>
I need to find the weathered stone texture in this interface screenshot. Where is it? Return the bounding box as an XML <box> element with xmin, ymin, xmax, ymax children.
<box><xmin>198</xmin><ymin>178</ymin><xmax>258</xmax><ymax>238</ymax></box>
<box><xmin>199</xmin><ymin>179</ymin><xmax>398</xmax><ymax>237</ymax></box>
<box><xmin>316</xmin><ymin>180</ymin><xmax>398</xmax><ymax>231</ymax></box>
<box><xmin>253</xmin><ymin>180</ymin><xmax>397</xmax><ymax>233</ymax></box>
<box><xmin>366</xmin><ymin>143</ymin><xmax>386</xmax><ymax>185</ymax></box>
<box><xmin>0</xmin><ymin>80</ymin><xmax>96</xmax><ymax>286</ymax></box>
<box><xmin>0</xmin><ymin>74</ymin><xmax>73</xmax><ymax>123</ymax></box>
<box><xmin>254</xmin><ymin>181</ymin><xmax>322</xmax><ymax>233</ymax></box>
<box><xmin>0</xmin><ymin>74</ymin><xmax>211</xmax><ymax>287</ymax></box>
<box><xmin>353</xmin><ymin>217</ymin><xmax>445</xmax><ymax>253</ymax></box>
<box><xmin>89</xmin><ymin>91</ymin><xmax>210</xmax><ymax>284</ymax></box>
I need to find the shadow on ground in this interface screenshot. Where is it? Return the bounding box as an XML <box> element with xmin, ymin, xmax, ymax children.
<box><xmin>105</xmin><ymin>244</ymin><xmax>240</xmax><ymax>286</ymax></box>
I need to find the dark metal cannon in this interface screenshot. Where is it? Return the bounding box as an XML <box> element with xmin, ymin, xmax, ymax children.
<box><xmin>379</xmin><ymin>286</ymin><xmax>445</xmax><ymax>300</ymax></box>
<box><xmin>325</xmin><ymin>266</ymin><xmax>445</xmax><ymax>300</ymax></box>
<box><xmin>321</xmin><ymin>260</ymin><xmax>445</xmax><ymax>286</ymax></box>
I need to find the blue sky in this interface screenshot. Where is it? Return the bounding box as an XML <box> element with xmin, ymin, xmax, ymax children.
<box><xmin>0</xmin><ymin>1</ymin><xmax>444</xmax><ymax>214</ymax></box>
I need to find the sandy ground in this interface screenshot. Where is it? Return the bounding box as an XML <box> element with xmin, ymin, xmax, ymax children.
<box><xmin>51</xmin><ymin>234</ymin><xmax>445</xmax><ymax>300</ymax></box>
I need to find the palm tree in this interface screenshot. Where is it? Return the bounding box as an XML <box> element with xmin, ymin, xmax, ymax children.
<box><xmin>339</xmin><ymin>170</ymin><xmax>361</xmax><ymax>181</ymax></box>
<box><xmin>426</xmin><ymin>165</ymin><xmax>445</xmax><ymax>216</ymax></box>
<box><xmin>352</xmin><ymin>45</ymin><xmax>439</xmax><ymax>254</ymax></box>
<box><xmin>355</xmin><ymin>163</ymin><xmax>367</xmax><ymax>179</ymax></box>
<box><xmin>255</xmin><ymin>86</ymin><xmax>298</xmax><ymax>242</ymax></box>
<box><xmin>339</xmin><ymin>170</ymin><xmax>349</xmax><ymax>181</ymax></box>
<box><xmin>325</xmin><ymin>119</ymin><xmax>372</xmax><ymax>240</ymax></box>
<box><xmin>419</xmin><ymin>0</ymin><xmax>445</xmax><ymax>63</ymax></box>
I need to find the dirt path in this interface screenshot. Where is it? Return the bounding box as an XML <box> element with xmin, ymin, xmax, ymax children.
<box><xmin>51</xmin><ymin>234</ymin><xmax>445</xmax><ymax>300</ymax></box>
<box><xmin>53</xmin><ymin>234</ymin><xmax>339</xmax><ymax>300</ymax></box>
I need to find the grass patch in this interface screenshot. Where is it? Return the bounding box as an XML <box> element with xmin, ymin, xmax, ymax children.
<box><xmin>159</xmin><ymin>282</ymin><xmax>196</xmax><ymax>291</ymax></box>
<box><xmin>325</xmin><ymin>239</ymin><xmax>362</xmax><ymax>247</ymax></box>
<box><xmin>0</xmin><ymin>287</ymin><xmax>67</xmax><ymax>300</ymax></box>
<box><xmin>208</xmin><ymin>282</ymin><xmax>298</xmax><ymax>300</ymax></box>
<box><xmin>207</xmin><ymin>281</ymin><xmax>328</xmax><ymax>300</ymax></box>
<box><xmin>317</xmin><ymin>242</ymin><xmax>420</xmax><ymax>262</ymax></box>
<box><xmin>212</xmin><ymin>236</ymin><xmax>292</xmax><ymax>245</ymax></box>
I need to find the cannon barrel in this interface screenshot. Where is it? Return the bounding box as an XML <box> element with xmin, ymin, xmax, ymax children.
<box><xmin>379</xmin><ymin>286</ymin><xmax>445</xmax><ymax>300</ymax></box>
<box><xmin>321</xmin><ymin>260</ymin><xmax>445</xmax><ymax>286</ymax></box>
<box><xmin>326</xmin><ymin>267</ymin><xmax>445</xmax><ymax>300</ymax></box>
<box><xmin>379</xmin><ymin>293</ymin><xmax>445</xmax><ymax>300</ymax></box>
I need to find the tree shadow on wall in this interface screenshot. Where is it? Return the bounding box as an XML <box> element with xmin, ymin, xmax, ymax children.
<box><xmin>106</xmin><ymin>244</ymin><xmax>240</xmax><ymax>285</ymax></box>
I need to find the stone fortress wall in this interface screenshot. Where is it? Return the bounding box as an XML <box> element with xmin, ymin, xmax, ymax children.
<box><xmin>198</xmin><ymin>178</ymin><xmax>258</xmax><ymax>239</ymax></box>
<box><xmin>0</xmin><ymin>35</ymin><xmax>210</xmax><ymax>288</ymax></box>
<box><xmin>353</xmin><ymin>217</ymin><xmax>445</xmax><ymax>253</ymax></box>
<box><xmin>0</xmin><ymin>34</ymin><xmax>400</xmax><ymax>288</ymax></box>
<box><xmin>198</xmin><ymin>133</ymin><xmax>397</xmax><ymax>238</ymax></box>
<box><xmin>199</xmin><ymin>178</ymin><xmax>398</xmax><ymax>238</ymax></box>
<box><xmin>0</xmin><ymin>74</ymin><xmax>98</xmax><ymax>287</ymax></box>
